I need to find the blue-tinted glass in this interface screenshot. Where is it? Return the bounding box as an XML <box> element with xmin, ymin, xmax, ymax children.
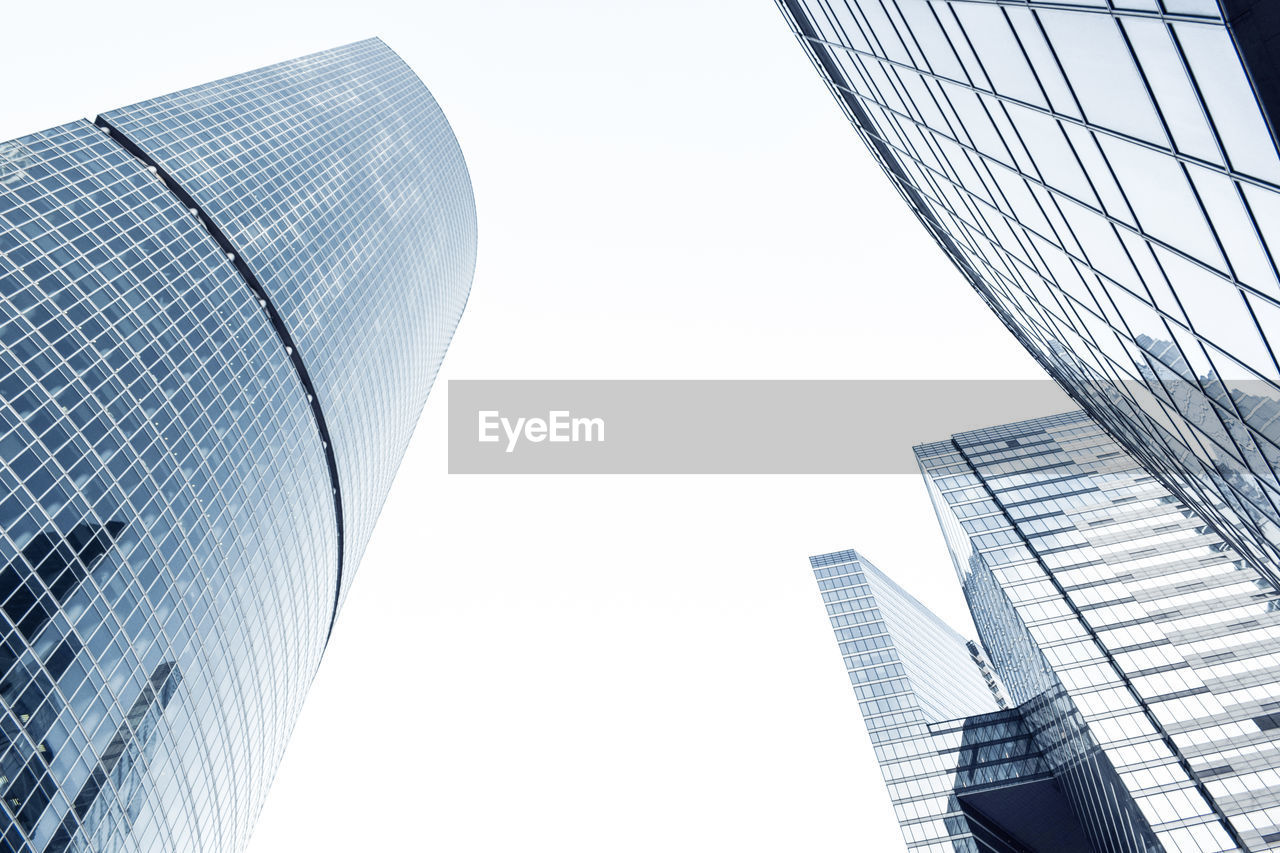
<box><xmin>0</xmin><ymin>38</ymin><xmax>475</xmax><ymax>852</ymax></box>
<box><xmin>777</xmin><ymin>0</ymin><xmax>1280</xmax><ymax>597</ymax></box>
<box><xmin>915</xmin><ymin>412</ymin><xmax>1279</xmax><ymax>850</ymax></box>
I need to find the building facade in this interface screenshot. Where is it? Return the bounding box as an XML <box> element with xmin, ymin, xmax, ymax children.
<box><xmin>811</xmin><ymin>549</ymin><xmax>1020</xmax><ymax>851</ymax></box>
<box><xmin>0</xmin><ymin>40</ymin><xmax>476</xmax><ymax>851</ymax></box>
<box><xmin>776</xmin><ymin>0</ymin><xmax>1280</xmax><ymax>590</ymax></box>
<box><xmin>815</xmin><ymin>411</ymin><xmax>1280</xmax><ymax>851</ymax></box>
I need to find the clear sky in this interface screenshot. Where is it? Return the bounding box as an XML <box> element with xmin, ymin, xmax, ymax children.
<box><xmin>5</xmin><ymin>2</ymin><xmax>1058</xmax><ymax>850</ymax></box>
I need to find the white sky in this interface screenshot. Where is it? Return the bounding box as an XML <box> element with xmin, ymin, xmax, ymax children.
<box><xmin>5</xmin><ymin>2</ymin><xmax>1057</xmax><ymax>850</ymax></box>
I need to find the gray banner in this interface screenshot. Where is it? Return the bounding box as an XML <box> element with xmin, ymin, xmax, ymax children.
<box><xmin>448</xmin><ymin>379</ymin><xmax>1087</xmax><ymax>474</ymax></box>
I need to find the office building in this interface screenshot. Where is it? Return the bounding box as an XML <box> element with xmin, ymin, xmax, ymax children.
<box><xmin>814</xmin><ymin>411</ymin><xmax>1280</xmax><ymax>851</ymax></box>
<box><xmin>777</xmin><ymin>0</ymin><xmax>1280</xmax><ymax>588</ymax></box>
<box><xmin>0</xmin><ymin>39</ymin><xmax>476</xmax><ymax>851</ymax></box>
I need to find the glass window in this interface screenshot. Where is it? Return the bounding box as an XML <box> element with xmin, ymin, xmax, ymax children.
<box><xmin>1037</xmin><ymin>9</ymin><xmax>1164</xmax><ymax>144</ymax></box>
<box><xmin>1177</xmin><ymin>21</ymin><xmax>1280</xmax><ymax>183</ymax></box>
<box><xmin>1123</xmin><ymin>17</ymin><xmax>1221</xmax><ymax>164</ymax></box>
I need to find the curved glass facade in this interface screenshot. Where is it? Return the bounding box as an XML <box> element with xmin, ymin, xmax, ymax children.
<box><xmin>100</xmin><ymin>39</ymin><xmax>478</xmax><ymax>603</ymax></box>
<box><xmin>776</xmin><ymin>0</ymin><xmax>1280</xmax><ymax>590</ymax></box>
<box><xmin>0</xmin><ymin>40</ymin><xmax>475</xmax><ymax>852</ymax></box>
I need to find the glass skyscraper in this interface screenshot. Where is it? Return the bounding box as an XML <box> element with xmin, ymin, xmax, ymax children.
<box><xmin>776</xmin><ymin>1</ymin><xmax>1280</xmax><ymax>590</ymax></box>
<box><xmin>0</xmin><ymin>39</ymin><xmax>476</xmax><ymax>852</ymax></box>
<box><xmin>815</xmin><ymin>411</ymin><xmax>1280</xmax><ymax>852</ymax></box>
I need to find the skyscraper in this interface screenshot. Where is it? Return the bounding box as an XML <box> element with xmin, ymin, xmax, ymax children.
<box><xmin>776</xmin><ymin>1</ymin><xmax>1280</xmax><ymax>590</ymax></box>
<box><xmin>0</xmin><ymin>38</ymin><xmax>476</xmax><ymax>852</ymax></box>
<box><xmin>814</xmin><ymin>411</ymin><xmax>1280</xmax><ymax>851</ymax></box>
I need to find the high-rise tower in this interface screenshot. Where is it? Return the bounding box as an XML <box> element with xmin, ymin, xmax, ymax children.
<box><xmin>777</xmin><ymin>1</ymin><xmax>1280</xmax><ymax>589</ymax></box>
<box><xmin>0</xmin><ymin>39</ymin><xmax>476</xmax><ymax>851</ymax></box>
<box><xmin>813</xmin><ymin>411</ymin><xmax>1280</xmax><ymax>851</ymax></box>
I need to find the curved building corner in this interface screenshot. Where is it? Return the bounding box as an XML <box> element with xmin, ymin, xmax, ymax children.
<box><xmin>0</xmin><ymin>40</ymin><xmax>474</xmax><ymax>853</ymax></box>
<box><xmin>776</xmin><ymin>0</ymin><xmax>1280</xmax><ymax>592</ymax></box>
